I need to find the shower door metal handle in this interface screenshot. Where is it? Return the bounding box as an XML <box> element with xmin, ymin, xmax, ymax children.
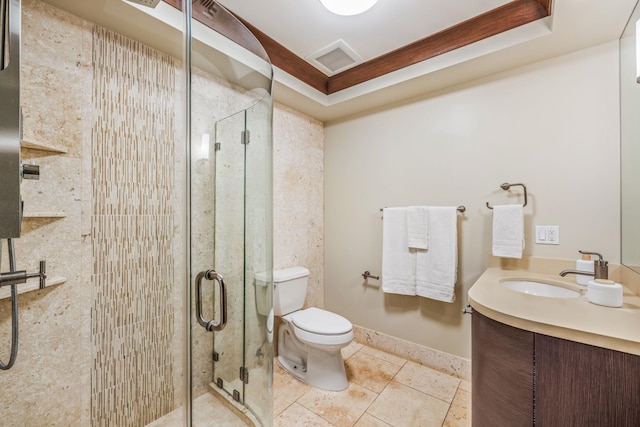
<box><xmin>195</xmin><ymin>269</ymin><xmax>227</xmax><ymax>331</ymax></box>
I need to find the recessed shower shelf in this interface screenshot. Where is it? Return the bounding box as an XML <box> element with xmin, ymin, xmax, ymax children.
<box><xmin>0</xmin><ymin>276</ymin><xmax>66</xmax><ymax>300</ymax></box>
<box><xmin>22</xmin><ymin>212</ymin><xmax>67</xmax><ymax>219</ymax></box>
<box><xmin>21</xmin><ymin>139</ymin><xmax>68</xmax><ymax>154</ymax></box>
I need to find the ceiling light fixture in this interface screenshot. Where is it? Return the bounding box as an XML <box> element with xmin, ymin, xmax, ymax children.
<box><xmin>319</xmin><ymin>0</ymin><xmax>378</xmax><ymax>16</ymax></box>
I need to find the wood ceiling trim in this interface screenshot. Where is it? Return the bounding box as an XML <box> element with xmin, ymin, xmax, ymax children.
<box><xmin>328</xmin><ymin>0</ymin><xmax>551</xmax><ymax>93</ymax></box>
<box><xmin>534</xmin><ymin>0</ymin><xmax>552</xmax><ymax>15</ymax></box>
<box><xmin>167</xmin><ymin>0</ymin><xmax>551</xmax><ymax>95</ymax></box>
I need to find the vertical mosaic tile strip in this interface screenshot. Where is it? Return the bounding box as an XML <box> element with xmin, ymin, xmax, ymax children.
<box><xmin>91</xmin><ymin>25</ymin><xmax>177</xmax><ymax>427</ymax></box>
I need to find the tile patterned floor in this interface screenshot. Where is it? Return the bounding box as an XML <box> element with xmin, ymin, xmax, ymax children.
<box><xmin>274</xmin><ymin>342</ymin><xmax>471</xmax><ymax>427</ymax></box>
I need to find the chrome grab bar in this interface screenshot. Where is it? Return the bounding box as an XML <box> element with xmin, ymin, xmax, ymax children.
<box><xmin>195</xmin><ymin>269</ymin><xmax>227</xmax><ymax>332</ymax></box>
<box><xmin>361</xmin><ymin>270</ymin><xmax>379</xmax><ymax>280</ymax></box>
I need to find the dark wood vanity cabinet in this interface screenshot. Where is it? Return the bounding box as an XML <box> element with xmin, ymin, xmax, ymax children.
<box><xmin>472</xmin><ymin>311</ymin><xmax>534</xmax><ymax>426</ymax></box>
<box><xmin>535</xmin><ymin>334</ymin><xmax>640</xmax><ymax>426</ymax></box>
<box><xmin>472</xmin><ymin>311</ymin><xmax>640</xmax><ymax>427</ymax></box>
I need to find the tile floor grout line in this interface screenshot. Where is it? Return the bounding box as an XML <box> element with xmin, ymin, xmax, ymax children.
<box><xmin>439</xmin><ymin>383</ymin><xmax>460</xmax><ymax>427</ymax></box>
<box><xmin>351</xmin><ymin>377</ymin><xmax>391</xmax><ymax>427</ymax></box>
<box><xmin>391</xmin><ymin>377</ymin><xmax>461</xmax><ymax>406</ymax></box>
<box><xmin>274</xmin><ymin>343</ymin><xmax>469</xmax><ymax>427</ymax></box>
<box><xmin>347</xmin><ymin>349</ymin><xmax>409</xmax><ymax>427</ymax></box>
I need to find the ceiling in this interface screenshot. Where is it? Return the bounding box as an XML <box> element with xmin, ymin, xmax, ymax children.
<box><xmin>211</xmin><ymin>0</ymin><xmax>637</xmax><ymax>123</ymax></box>
<box><xmin>216</xmin><ymin>0</ymin><xmax>512</xmax><ymax>75</ymax></box>
<box><xmin>40</xmin><ymin>0</ymin><xmax>638</xmax><ymax>122</ymax></box>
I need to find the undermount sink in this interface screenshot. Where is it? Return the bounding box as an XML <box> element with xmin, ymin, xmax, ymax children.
<box><xmin>500</xmin><ymin>279</ymin><xmax>582</xmax><ymax>299</ymax></box>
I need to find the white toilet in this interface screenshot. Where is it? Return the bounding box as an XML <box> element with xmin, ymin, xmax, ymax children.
<box><xmin>255</xmin><ymin>266</ymin><xmax>353</xmax><ymax>391</ymax></box>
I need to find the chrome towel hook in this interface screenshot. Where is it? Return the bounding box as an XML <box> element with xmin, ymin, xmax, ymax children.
<box><xmin>486</xmin><ymin>182</ymin><xmax>528</xmax><ymax>209</ymax></box>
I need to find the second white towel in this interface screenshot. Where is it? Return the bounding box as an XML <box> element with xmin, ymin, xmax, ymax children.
<box><xmin>407</xmin><ymin>206</ymin><xmax>429</xmax><ymax>249</ymax></box>
<box><xmin>415</xmin><ymin>206</ymin><xmax>458</xmax><ymax>303</ymax></box>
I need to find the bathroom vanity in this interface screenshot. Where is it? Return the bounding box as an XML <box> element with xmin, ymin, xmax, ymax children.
<box><xmin>470</xmin><ymin>2</ymin><xmax>640</xmax><ymax>424</ymax></box>
<box><xmin>468</xmin><ymin>258</ymin><xmax>640</xmax><ymax>427</ymax></box>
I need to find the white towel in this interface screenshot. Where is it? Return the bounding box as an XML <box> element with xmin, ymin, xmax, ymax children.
<box><xmin>492</xmin><ymin>204</ymin><xmax>525</xmax><ymax>259</ymax></box>
<box><xmin>416</xmin><ymin>206</ymin><xmax>458</xmax><ymax>303</ymax></box>
<box><xmin>382</xmin><ymin>207</ymin><xmax>416</xmax><ymax>295</ymax></box>
<box><xmin>407</xmin><ymin>206</ymin><xmax>429</xmax><ymax>249</ymax></box>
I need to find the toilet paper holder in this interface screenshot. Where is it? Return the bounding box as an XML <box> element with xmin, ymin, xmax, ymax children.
<box><xmin>362</xmin><ymin>271</ymin><xmax>379</xmax><ymax>280</ymax></box>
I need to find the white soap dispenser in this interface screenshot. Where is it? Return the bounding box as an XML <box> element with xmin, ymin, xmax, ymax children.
<box><xmin>575</xmin><ymin>253</ymin><xmax>594</xmax><ymax>286</ymax></box>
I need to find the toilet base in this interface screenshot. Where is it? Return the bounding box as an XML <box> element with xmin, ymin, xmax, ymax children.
<box><xmin>278</xmin><ymin>348</ymin><xmax>349</xmax><ymax>392</ymax></box>
<box><xmin>278</xmin><ymin>320</ymin><xmax>350</xmax><ymax>392</ymax></box>
<box><xmin>305</xmin><ymin>347</ymin><xmax>349</xmax><ymax>391</ymax></box>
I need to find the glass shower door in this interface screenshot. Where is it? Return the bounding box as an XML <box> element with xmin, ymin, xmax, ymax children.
<box><xmin>189</xmin><ymin>102</ymin><xmax>272</xmax><ymax>426</ymax></box>
<box><xmin>210</xmin><ymin>109</ymin><xmax>246</xmax><ymax>402</ymax></box>
<box><xmin>189</xmin><ymin>109</ymin><xmax>247</xmax><ymax>423</ymax></box>
<box><xmin>208</xmin><ymin>102</ymin><xmax>273</xmax><ymax>416</ymax></box>
<box><xmin>241</xmin><ymin>99</ymin><xmax>274</xmax><ymax>424</ymax></box>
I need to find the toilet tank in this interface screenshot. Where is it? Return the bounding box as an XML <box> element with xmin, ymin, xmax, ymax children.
<box><xmin>272</xmin><ymin>266</ymin><xmax>309</xmax><ymax>316</ymax></box>
<box><xmin>253</xmin><ymin>270</ymin><xmax>272</xmax><ymax>317</ymax></box>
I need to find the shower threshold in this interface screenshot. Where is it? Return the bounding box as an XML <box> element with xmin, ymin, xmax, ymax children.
<box><xmin>146</xmin><ymin>390</ymin><xmax>253</xmax><ymax>427</ymax></box>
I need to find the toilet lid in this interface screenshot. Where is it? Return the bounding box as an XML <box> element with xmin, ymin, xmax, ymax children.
<box><xmin>291</xmin><ymin>307</ymin><xmax>352</xmax><ymax>335</ymax></box>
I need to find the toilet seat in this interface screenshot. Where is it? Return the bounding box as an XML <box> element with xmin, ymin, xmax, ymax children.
<box><xmin>285</xmin><ymin>307</ymin><xmax>354</xmax><ymax>347</ymax></box>
<box><xmin>291</xmin><ymin>307</ymin><xmax>352</xmax><ymax>335</ymax></box>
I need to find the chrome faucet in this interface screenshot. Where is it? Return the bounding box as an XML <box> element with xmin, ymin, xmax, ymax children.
<box><xmin>559</xmin><ymin>250</ymin><xmax>608</xmax><ymax>280</ymax></box>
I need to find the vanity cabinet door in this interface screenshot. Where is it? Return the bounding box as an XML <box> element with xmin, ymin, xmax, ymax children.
<box><xmin>472</xmin><ymin>312</ymin><xmax>534</xmax><ymax>427</ymax></box>
<box><xmin>535</xmin><ymin>334</ymin><xmax>640</xmax><ymax>426</ymax></box>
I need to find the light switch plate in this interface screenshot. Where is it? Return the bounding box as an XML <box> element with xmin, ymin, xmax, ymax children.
<box><xmin>535</xmin><ymin>225</ymin><xmax>560</xmax><ymax>245</ymax></box>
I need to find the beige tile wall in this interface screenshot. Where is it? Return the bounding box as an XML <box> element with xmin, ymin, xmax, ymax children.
<box><xmin>0</xmin><ymin>0</ymin><xmax>92</xmax><ymax>424</ymax></box>
<box><xmin>90</xmin><ymin>25</ymin><xmax>179</xmax><ymax>426</ymax></box>
<box><xmin>273</xmin><ymin>103</ymin><xmax>324</xmax><ymax>309</ymax></box>
<box><xmin>0</xmin><ymin>1</ymin><xmax>186</xmax><ymax>425</ymax></box>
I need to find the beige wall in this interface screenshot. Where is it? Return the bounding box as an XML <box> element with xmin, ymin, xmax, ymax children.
<box><xmin>324</xmin><ymin>41</ymin><xmax>621</xmax><ymax>358</ymax></box>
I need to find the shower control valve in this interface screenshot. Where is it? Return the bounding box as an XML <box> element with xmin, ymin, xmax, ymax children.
<box><xmin>21</xmin><ymin>162</ymin><xmax>40</xmax><ymax>180</ymax></box>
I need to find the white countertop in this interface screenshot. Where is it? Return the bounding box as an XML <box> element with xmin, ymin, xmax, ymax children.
<box><xmin>468</xmin><ymin>257</ymin><xmax>640</xmax><ymax>356</ymax></box>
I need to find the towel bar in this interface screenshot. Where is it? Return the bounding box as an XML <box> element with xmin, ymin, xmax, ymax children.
<box><xmin>486</xmin><ymin>183</ymin><xmax>527</xmax><ymax>209</ymax></box>
<box><xmin>380</xmin><ymin>206</ymin><xmax>466</xmax><ymax>213</ymax></box>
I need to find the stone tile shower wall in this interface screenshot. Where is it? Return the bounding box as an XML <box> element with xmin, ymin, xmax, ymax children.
<box><xmin>2</xmin><ymin>1</ymin><xmax>184</xmax><ymax>425</ymax></box>
<box><xmin>273</xmin><ymin>103</ymin><xmax>324</xmax><ymax>309</ymax></box>
<box><xmin>0</xmin><ymin>1</ymin><xmax>324</xmax><ymax>425</ymax></box>
<box><xmin>90</xmin><ymin>26</ymin><xmax>178</xmax><ymax>426</ymax></box>
<box><xmin>0</xmin><ymin>0</ymin><xmax>92</xmax><ymax>424</ymax></box>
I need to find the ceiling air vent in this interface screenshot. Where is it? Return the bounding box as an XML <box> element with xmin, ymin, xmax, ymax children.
<box><xmin>306</xmin><ymin>40</ymin><xmax>363</xmax><ymax>76</ymax></box>
<box><xmin>125</xmin><ymin>0</ymin><xmax>161</xmax><ymax>8</ymax></box>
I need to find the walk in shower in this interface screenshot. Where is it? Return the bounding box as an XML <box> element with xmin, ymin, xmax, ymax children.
<box><xmin>189</xmin><ymin>11</ymin><xmax>274</xmax><ymax>422</ymax></box>
<box><xmin>0</xmin><ymin>0</ymin><xmax>273</xmax><ymax>425</ymax></box>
